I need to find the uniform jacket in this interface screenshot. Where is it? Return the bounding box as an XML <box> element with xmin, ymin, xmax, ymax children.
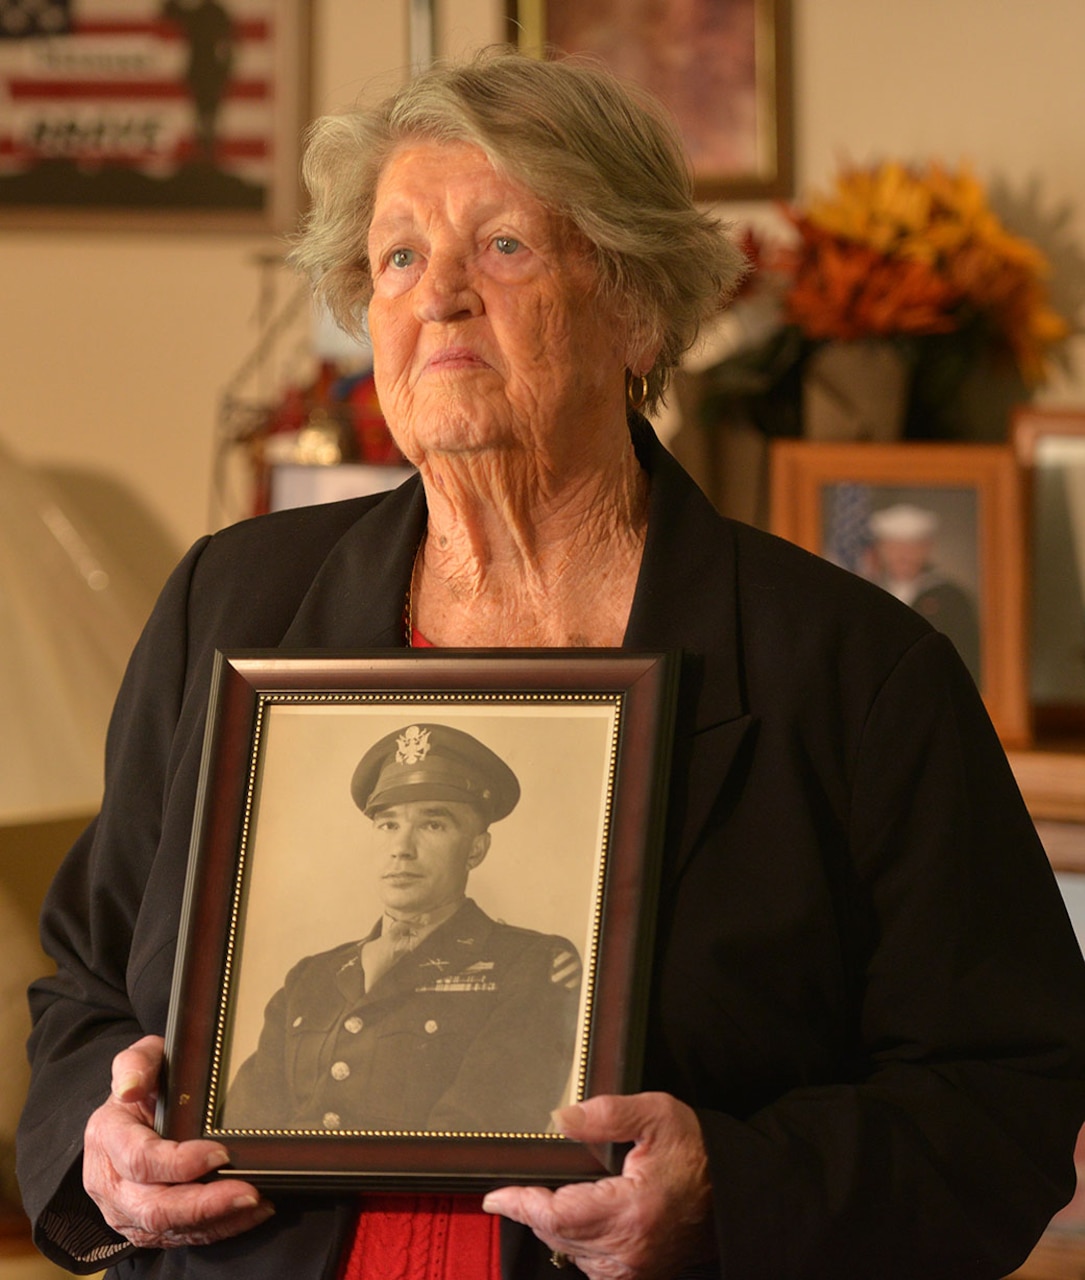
<box><xmin>910</xmin><ymin>577</ymin><xmax>981</xmax><ymax>682</ymax></box>
<box><xmin>874</xmin><ymin>571</ymin><xmax>981</xmax><ymax>684</ymax></box>
<box><xmin>223</xmin><ymin>899</ymin><xmax>581</xmax><ymax>1134</ymax></box>
<box><xmin>17</xmin><ymin>422</ymin><xmax>1085</xmax><ymax>1280</ymax></box>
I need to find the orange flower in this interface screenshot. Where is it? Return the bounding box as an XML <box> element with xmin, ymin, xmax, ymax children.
<box><xmin>780</xmin><ymin>214</ymin><xmax>960</xmax><ymax>341</ymax></box>
<box><xmin>778</xmin><ymin>161</ymin><xmax>1068</xmax><ymax>382</ymax></box>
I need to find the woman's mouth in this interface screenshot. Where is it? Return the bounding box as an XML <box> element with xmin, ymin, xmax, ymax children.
<box><xmin>425</xmin><ymin>347</ymin><xmax>488</xmax><ymax>372</ymax></box>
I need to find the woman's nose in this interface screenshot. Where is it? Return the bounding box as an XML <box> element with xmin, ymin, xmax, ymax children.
<box><xmin>414</xmin><ymin>250</ymin><xmax>481</xmax><ymax>323</ymax></box>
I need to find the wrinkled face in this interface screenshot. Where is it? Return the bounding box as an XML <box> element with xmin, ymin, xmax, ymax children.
<box><xmin>370</xmin><ymin>799</ymin><xmax>490</xmax><ymax>916</ymax></box>
<box><xmin>366</xmin><ymin>140</ymin><xmax>635</xmax><ymax>467</ymax></box>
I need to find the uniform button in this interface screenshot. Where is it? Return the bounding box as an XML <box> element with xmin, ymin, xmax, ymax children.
<box><xmin>292</xmin><ymin>1016</ymin><xmax>304</xmax><ymax>1028</ymax></box>
<box><xmin>322</xmin><ymin>1112</ymin><xmax>341</xmax><ymax>1129</ymax></box>
<box><xmin>344</xmin><ymin>1016</ymin><xmax>364</xmax><ymax>1034</ymax></box>
<box><xmin>424</xmin><ymin>1019</ymin><xmax>438</xmax><ymax>1034</ymax></box>
<box><xmin>331</xmin><ymin>1061</ymin><xmax>351</xmax><ymax>1080</ymax></box>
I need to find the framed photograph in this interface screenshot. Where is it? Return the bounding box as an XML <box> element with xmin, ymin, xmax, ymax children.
<box><xmin>770</xmin><ymin>440</ymin><xmax>1030</xmax><ymax>748</ymax></box>
<box><xmin>0</xmin><ymin>0</ymin><xmax>309</xmax><ymax>232</ymax></box>
<box><xmin>506</xmin><ymin>0</ymin><xmax>793</xmax><ymax>200</ymax></box>
<box><xmin>1013</xmin><ymin>406</ymin><xmax>1085</xmax><ymax>737</ymax></box>
<box><xmin>158</xmin><ymin>649</ymin><xmax>679</xmax><ymax>1190</ymax></box>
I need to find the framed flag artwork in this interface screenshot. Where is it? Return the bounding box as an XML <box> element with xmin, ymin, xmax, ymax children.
<box><xmin>0</xmin><ymin>0</ymin><xmax>308</xmax><ymax>231</ymax></box>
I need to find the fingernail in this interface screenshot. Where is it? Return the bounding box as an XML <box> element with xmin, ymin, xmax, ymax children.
<box><xmin>231</xmin><ymin>1194</ymin><xmax>260</xmax><ymax>1211</ymax></box>
<box><xmin>113</xmin><ymin>1071</ymin><xmax>142</xmax><ymax>1100</ymax></box>
<box><xmin>552</xmin><ymin>1104</ymin><xmax>585</xmax><ymax>1131</ymax></box>
<box><xmin>252</xmin><ymin>1202</ymin><xmax>276</xmax><ymax>1224</ymax></box>
<box><xmin>481</xmin><ymin>1194</ymin><xmax>498</xmax><ymax>1213</ymax></box>
<box><xmin>204</xmin><ymin>1148</ymin><xmax>231</xmax><ymax>1173</ymax></box>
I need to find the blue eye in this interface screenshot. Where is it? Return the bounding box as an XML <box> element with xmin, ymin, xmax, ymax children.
<box><xmin>494</xmin><ymin>236</ymin><xmax>520</xmax><ymax>255</ymax></box>
<box><xmin>389</xmin><ymin>248</ymin><xmax>415</xmax><ymax>269</ymax></box>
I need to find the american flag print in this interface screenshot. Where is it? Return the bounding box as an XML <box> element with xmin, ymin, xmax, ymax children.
<box><xmin>0</xmin><ymin>0</ymin><xmax>285</xmax><ymax>213</ymax></box>
<box><xmin>823</xmin><ymin>482</ymin><xmax>873</xmax><ymax>575</ymax></box>
<box><xmin>0</xmin><ymin>2</ymin><xmax>73</xmax><ymax>39</ymax></box>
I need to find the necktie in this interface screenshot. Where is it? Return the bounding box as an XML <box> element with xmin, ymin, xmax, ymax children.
<box><xmin>363</xmin><ymin>918</ymin><xmax>419</xmax><ymax>988</ymax></box>
<box><xmin>386</xmin><ymin>917</ymin><xmax>419</xmax><ymax>955</ymax></box>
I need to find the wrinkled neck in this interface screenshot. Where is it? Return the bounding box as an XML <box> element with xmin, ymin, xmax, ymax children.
<box><xmin>411</xmin><ymin>427</ymin><xmax>649</xmax><ymax>646</ymax></box>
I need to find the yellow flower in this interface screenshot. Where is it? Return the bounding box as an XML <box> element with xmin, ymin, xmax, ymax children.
<box><xmin>781</xmin><ymin>159</ymin><xmax>1068</xmax><ymax>383</ymax></box>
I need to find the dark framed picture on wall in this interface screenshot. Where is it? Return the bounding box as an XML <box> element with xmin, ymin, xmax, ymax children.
<box><xmin>0</xmin><ymin>0</ymin><xmax>309</xmax><ymax>231</ymax></box>
<box><xmin>506</xmin><ymin>0</ymin><xmax>793</xmax><ymax>200</ymax></box>
<box><xmin>770</xmin><ymin>441</ymin><xmax>1030</xmax><ymax>748</ymax></box>
<box><xmin>158</xmin><ymin>649</ymin><xmax>678</xmax><ymax>1190</ymax></box>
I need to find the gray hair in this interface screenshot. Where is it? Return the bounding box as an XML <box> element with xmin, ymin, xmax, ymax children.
<box><xmin>291</xmin><ymin>47</ymin><xmax>747</xmax><ymax>414</ymax></box>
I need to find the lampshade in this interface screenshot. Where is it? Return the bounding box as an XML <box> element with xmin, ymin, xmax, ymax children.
<box><xmin>0</xmin><ymin>440</ymin><xmax>146</xmax><ymax>825</ymax></box>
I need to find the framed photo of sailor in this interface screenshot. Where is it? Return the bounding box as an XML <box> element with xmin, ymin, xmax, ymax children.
<box><xmin>0</xmin><ymin>0</ymin><xmax>309</xmax><ymax>232</ymax></box>
<box><xmin>507</xmin><ymin>0</ymin><xmax>793</xmax><ymax>200</ymax></box>
<box><xmin>159</xmin><ymin>649</ymin><xmax>679</xmax><ymax>1190</ymax></box>
<box><xmin>770</xmin><ymin>440</ymin><xmax>1030</xmax><ymax>749</ymax></box>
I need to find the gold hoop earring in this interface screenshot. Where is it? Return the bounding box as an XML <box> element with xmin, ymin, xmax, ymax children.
<box><xmin>627</xmin><ymin>372</ymin><xmax>649</xmax><ymax>412</ymax></box>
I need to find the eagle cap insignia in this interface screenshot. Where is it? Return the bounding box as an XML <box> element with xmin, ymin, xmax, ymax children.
<box><xmin>396</xmin><ymin>725</ymin><xmax>431</xmax><ymax>765</ymax></box>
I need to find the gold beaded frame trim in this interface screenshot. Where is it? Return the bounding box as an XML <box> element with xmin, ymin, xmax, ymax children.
<box><xmin>158</xmin><ymin>649</ymin><xmax>679</xmax><ymax>1192</ymax></box>
<box><xmin>212</xmin><ymin>688</ymin><xmax>618</xmax><ymax>1141</ymax></box>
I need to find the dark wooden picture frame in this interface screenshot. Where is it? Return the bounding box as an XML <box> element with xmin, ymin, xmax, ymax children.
<box><xmin>158</xmin><ymin>649</ymin><xmax>679</xmax><ymax>1191</ymax></box>
<box><xmin>771</xmin><ymin>441</ymin><xmax>1030</xmax><ymax>748</ymax></box>
<box><xmin>0</xmin><ymin>0</ymin><xmax>309</xmax><ymax>232</ymax></box>
<box><xmin>506</xmin><ymin>0</ymin><xmax>793</xmax><ymax>200</ymax></box>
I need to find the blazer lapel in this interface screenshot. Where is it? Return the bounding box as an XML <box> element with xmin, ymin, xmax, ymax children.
<box><xmin>625</xmin><ymin>428</ymin><xmax>754</xmax><ymax>884</ymax></box>
<box><xmin>280</xmin><ymin>475</ymin><xmax>428</xmax><ymax>649</ymax></box>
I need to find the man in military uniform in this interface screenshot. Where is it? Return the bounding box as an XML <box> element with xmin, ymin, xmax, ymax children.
<box><xmin>864</xmin><ymin>502</ymin><xmax>982</xmax><ymax>684</ymax></box>
<box><xmin>222</xmin><ymin>724</ymin><xmax>582</xmax><ymax>1134</ymax></box>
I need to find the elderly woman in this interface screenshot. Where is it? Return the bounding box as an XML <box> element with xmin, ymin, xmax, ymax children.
<box><xmin>17</xmin><ymin>49</ymin><xmax>1085</xmax><ymax>1280</ymax></box>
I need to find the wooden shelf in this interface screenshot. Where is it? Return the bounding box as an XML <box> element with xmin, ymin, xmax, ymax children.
<box><xmin>1009</xmin><ymin>747</ymin><xmax>1085</xmax><ymax>824</ymax></box>
<box><xmin>1009</xmin><ymin>1231</ymin><xmax>1085</xmax><ymax>1280</ymax></box>
<box><xmin>1007</xmin><ymin>746</ymin><xmax>1085</xmax><ymax>871</ymax></box>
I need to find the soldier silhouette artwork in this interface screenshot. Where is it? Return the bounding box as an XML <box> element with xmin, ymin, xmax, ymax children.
<box><xmin>223</xmin><ymin>724</ymin><xmax>583</xmax><ymax>1134</ymax></box>
<box><xmin>162</xmin><ymin>0</ymin><xmax>236</xmax><ymax>164</ymax></box>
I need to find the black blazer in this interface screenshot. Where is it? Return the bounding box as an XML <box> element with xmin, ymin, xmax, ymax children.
<box><xmin>18</xmin><ymin>426</ymin><xmax>1085</xmax><ymax>1279</ymax></box>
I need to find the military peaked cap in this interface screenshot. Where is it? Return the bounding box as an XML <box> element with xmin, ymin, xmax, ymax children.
<box><xmin>351</xmin><ymin>723</ymin><xmax>520</xmax><ymax>824</ymax></box>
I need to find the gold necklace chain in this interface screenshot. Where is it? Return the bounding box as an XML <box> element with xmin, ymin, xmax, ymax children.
<box><xmin>403</xmin><ymin>533</ymin><xmax>427</xmax><ymax>647</ymax></box>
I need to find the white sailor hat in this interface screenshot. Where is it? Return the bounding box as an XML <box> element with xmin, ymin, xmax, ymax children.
<box><xmin>868</xmin><ymin>503</ymin><xmax>939</xmax><ymax>542</ymax></box>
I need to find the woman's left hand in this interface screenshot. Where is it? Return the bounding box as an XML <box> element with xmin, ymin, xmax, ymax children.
<box><xmin>482</xmin><ymin>1092</ymin><xmax>716</xmax><ymax>1280</ymax></box>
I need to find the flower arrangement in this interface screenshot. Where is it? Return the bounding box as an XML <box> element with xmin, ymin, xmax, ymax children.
<box><xmin>776</xmin><ymin>160</ymin><xmax>1068</xmax><ymax>385</ymax></box>
<box><xmin>696</xmin><ymin>161</ymin><xmax>1070</xmax><ymax>443</ymax></box>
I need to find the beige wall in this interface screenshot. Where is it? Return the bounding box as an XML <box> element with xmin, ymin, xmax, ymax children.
<box><xmin>1</xmin><ymin>0</ymin><xmax>1082</xmax><ymax>564</ymax></box>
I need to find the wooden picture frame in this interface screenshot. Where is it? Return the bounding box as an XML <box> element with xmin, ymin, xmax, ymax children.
<box><xmin>506</xmin><ymin>0</ymin><xmax>793</xmax><ymax>200</ymax></box>
<box><xmin>1012</xmin><ymin>406</ymin><xmax>1085</xmax><ymax>738</ymax></box>
<box><xmin>158</xmin><ymin>648</ymin><xmax>679</xmax><ymax>1190</ymax></box>
<box><xmin>770</xmin><ymin>441</ymin><xmax>1030</xmax><ymax>748</ymax></box>
<box><xmin>0</xmin><ymin>1</ymin><xmax>309</xmax><ymax>232</ymax></box>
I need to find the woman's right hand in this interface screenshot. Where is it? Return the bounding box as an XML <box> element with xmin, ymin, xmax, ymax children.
<box><xmin>83</xmin><ymin>1035</ymin><xmax>275</xmax><ymax>1249</ymax></box>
